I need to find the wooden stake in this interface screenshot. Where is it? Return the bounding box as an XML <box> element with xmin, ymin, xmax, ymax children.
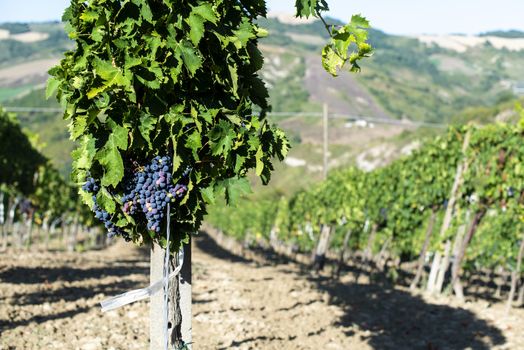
<box><xmin>363</xmin><ymin>223</ymin><xmax>378</xmax><ymax>261</ymax></box>
<box><xmin>427</xmin><ymin>252</ymin><xmax>441</xmax><ymax>293</ymax></box>
<box><xmin>0</xmin><ymin>192</ymin><xmax>5</xmax><ymax>251</ymax></box>
<box><xmin>434</xmin><ymin>240</ymin><xmax>451</xmax><ymax>294</ymax></box>
<box><xmin>451</xmin><ymin>209</ymin><xmax>486</xmax><ymax>300</ymax></box>
<box><xmin>335</xmin><ymin>229</ymin><xmax>352</xmax><ymax>279</ymax></box>
<box><xmin>517</xmin><ymin>278</ymin><xmax>524</xmax><ymax>306</ymax></box>
<box><xmin>150</xmin><ymin>243</ymin><xmax>167</xmax><ymax>350</ymax></box>
<box><xmin>180</xmin><ymin>240</ymin><xmax>192</xmax><ymax>348</ymax></box>
<box><xmin>410</xmin><ymin>208</ymin><xmax>437</xmax><ymax>290</ymax></box>
<box><xmin>313</xmin><ymin>225</ymin><xmax>331</xmax><ymax>272</ymax></box>
<box><xmin>150</xmin><ymin>240</ymin><xmax>191</xmax><ymax>350</ymax></box>
<box><xmin>427</xmin><ymin>129</ymin><xmax>471</xmax><ymax>293</ymax></box>
<box><xmin>506</xmin><ymin>233</ymin><xmax>524</xmax><ymax>315</ymax></box>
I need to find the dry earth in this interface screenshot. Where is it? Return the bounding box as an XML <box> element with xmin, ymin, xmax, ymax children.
<box><xmin>1</xmin><ymin>233</ymin><xmax>523</xmax><ymax>349</ymax></box>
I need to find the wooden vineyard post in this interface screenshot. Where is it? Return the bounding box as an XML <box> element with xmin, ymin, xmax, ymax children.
<box><xmin>410</xmin><ymin>208</ymin><xmax>437</xmax><ymax>290</ymax></box>
<box><xmin>0</xmin><ymin>192</ymin><xmax>5</xmax><ymax>251</ymax></box>
<box><xmin>150</xmin><ymin>243</ymin><xmax>166</xmax><ymax>350</ymax></box>
<box><xmin>363</xmin><ymin>223</ymin><xmax>378</xmax><ymax>261</ymax></box>
<box><xmin>313</xmin><ymin>225</ymin><xmax>331</xmax><ymax>272</ymax></box>
<box><xmin>435</xmin><ymin>210</ymin><xmax>469</xmax><ymax>293</ymax></box>
<box><xmin>427</xmin><ymin>252</ymin><xmax>441</xmax><ymax>293</ymax></box>
<box><xmin>24</xmin><ymin>209</ymin><xmax>34</xmax><ymax>250</ymax></box>
<box><xmin>451</xmin><ymin>209</ymin><xmax>486</xmax><ymax>300</ymax></box>
<box><xmin>334</xmin><ymin>229</ymin><xmax>352</xmax><ymax>279</ymax></box>
<box><xmin>434</xmin><ymin>240</ymin><xmax>451</xmax><ymax>294</ymax></box>
<box><xmin>151</xmin><ymin>240</ymin><xmax>192</xmax><ymax>350</ymax></box>
<box><xmin>180</xmin><ymin>240</ymin><xmax>192</xmax><ymax>348</ymax></box>
<box><xmin>3</xmin><ymin>197</ymin><xmax>20</xmax><ymax>251</ymax></box>
<box><xmin>269</xmin><ymin>226</ymin><xmax>280</xmax><ymax>251</ymax></box>
<box><xmin>427</xmin><ymin>129</ymin><xmax>471</xmax><ymax>293</ymax></box>
<box><xmin>374</xmin><ymin>237</ymin><xmax>391</xmax><ymax>272</ymax></box>
<box><xmin>67</xmin><ymin>215</ymin><xmax>78</xmax><ymax>252</ymax></box>
<box><xmin>517</xmin><ymin>280</ymin><xmax>524</xmax><ymax>306</ymax></box>
<box><xmin>506</xmin><ymin>233</ymin><xmax>524</xmax><ymax>315</ymax></box>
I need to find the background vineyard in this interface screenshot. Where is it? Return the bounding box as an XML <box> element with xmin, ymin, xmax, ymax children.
<box><xmin>207</xmin><ymin>118</ymin><xmax>524</xmax><ymax>308</ymax></box>
<box><xmin>0</xmin><ymin>107</ymin><xmax>105</xmax><ymax>252</ymax></box>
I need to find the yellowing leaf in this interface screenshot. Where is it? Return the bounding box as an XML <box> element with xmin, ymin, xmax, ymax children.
<box><xmin>255</xmin><ymin>147</ymin><xmax>264</xmax><ymax>176</ymax></box>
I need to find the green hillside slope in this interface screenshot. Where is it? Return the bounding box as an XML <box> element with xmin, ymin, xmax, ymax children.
<box><xmin>258</xmin><ymin>17</ymin><xmax>524</xmax><ymax>121</ymax></box>
<box><xmin>1</xmin><ymin>18</ymin><xmax>523</xmax><ymax>178</ymax></box>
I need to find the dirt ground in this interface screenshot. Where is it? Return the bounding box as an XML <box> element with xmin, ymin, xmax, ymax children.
<box><xmin>1</xmin><ymin>232</ymin><xmax>523</xmax><ymax>349</ymax></box>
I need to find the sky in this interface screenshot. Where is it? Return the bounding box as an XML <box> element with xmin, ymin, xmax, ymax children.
<box><xmin>0</xmin><ymin>0</ymin><xmax>523</xmax><ymax>35</ymax></box>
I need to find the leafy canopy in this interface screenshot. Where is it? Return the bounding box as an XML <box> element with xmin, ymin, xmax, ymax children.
<box><xmin>48</xmin><ymin>0</ymin><xmax>371</xmax><ymax>248</ymax></box>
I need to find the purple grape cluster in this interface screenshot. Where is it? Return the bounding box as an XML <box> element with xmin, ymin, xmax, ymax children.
<box><xmin>82</xmin><ymin>177</ymin><xmax>123</xmax><ymax>238</ymax></box>
<box><xmin>19</xmin><ymin>199</ymin><xmax>33</xmax><ymax>215</ymax></box>
<box><xmin>120</xmin><ymin>156</ymin><xmax>188</xmax><ymax>233</ymax></box>
<box><xmin>83</xmin><ymin>156</ymin><xmax>188</xmax><ymax>238</ymax></box>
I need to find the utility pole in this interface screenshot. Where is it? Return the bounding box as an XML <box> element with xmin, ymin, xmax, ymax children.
<box><xmin>323</xmin><ymin>103</ymin><xmax>329</xmax><ymax>180</ymax></box>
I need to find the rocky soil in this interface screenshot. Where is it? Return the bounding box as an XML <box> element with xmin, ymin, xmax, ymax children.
<box><xmin>1</xmin><ymin>233</ymin><xmax>523</xmax><ymax>349</ymax></box>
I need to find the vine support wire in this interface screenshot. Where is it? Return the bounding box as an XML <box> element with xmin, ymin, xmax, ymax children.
<box><xmin>163</xmin><ymin>204</ymin><xmax>171</xmax><ymax>350</ymax></box>
<box><xmin>4</xmin><ymin>106</ymin><xmax>448</xmax><ymax>129</ymax></box>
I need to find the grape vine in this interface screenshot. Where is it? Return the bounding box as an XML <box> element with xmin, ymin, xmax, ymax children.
<box><xmin>0</xmin><ymin>106</ymin><xmax>101</xmax><ymax>249</ymax></box>
<box><xmin>208</xmin><ymin>120</ymin><xmax>524</xmax><ymax>292</ymax></box>
<box><xmin>47</xmin><ymin>0</ymin><xmax>372</xmax><ymax>250</ymax></box>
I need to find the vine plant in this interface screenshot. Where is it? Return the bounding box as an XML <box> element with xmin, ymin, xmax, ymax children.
<box><xmin>208</xmin><ymin>122</ymin><xmax>524</xmax><ymax>300</ymax></box>
<box><xmin>47</xmin><ymin>0</ymin><xmax>373</xmax><ymax>250</ymax></box>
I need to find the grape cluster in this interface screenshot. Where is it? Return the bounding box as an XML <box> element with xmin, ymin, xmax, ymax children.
<box><xmin>82</xmin><ymin>177</ymin><xmax>123</xmax><ymax>238</ymax></box>
<box><xmin>19</xmin><ymin>199</ymin><xmax>33</xmax><ymax>215</ymax></box>
<box><xmin>121</xmin><ymin>156</ymin><xmax>188</xmax><ymax>233</ymax></box>
<box><xmin>83</xmin><ymin>156</ymin><xmax>188</xmax><ymax>238</ymax></box>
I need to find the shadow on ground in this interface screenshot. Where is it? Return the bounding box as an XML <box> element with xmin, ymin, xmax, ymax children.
<box><xmin>0</xmin><ymin>259</ymin><xmax>147</xmax><ymax>285</ymax></box>
<box><xmin>0</xmin><ymin>250</ymin><xmax>148</xmax><ymax>332</ymax></box>
<box><xmin>195</xmin><ymin>231</ymin><xmax>259</xmax><ymax>265</ymax></box>
<box><xmin>195</xmin><ymin>232</ymin><xmax>507</xmax><ymax>350</ymax></box>
<box><xmin>314</xmin><ymin>277</ymin><xmax>506</xmax><ymax>350</ymax></box>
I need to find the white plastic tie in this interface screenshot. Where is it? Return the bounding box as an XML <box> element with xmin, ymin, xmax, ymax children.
<box><xmin>100</xmin><ymin>246</ymin><xmax>184</xmax><ymax>312</ymax></box>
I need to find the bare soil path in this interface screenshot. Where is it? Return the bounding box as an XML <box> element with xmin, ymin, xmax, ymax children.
<box><xmin>0</xmin><ymin>233</ymin><xmax>522</xmax><ymax>349</ymax></box>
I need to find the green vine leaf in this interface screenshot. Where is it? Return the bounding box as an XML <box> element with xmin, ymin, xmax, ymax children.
<box><xmin>45</xmin><ymin>77</ymin><xmax>60</xmax><ymax>99</ymax></box>
<box><xmin>97</xmin><ymin>187</ymin><xmax>116</xmax><ymax>214</ymax></box>
<box><xmin>138</xmin><ymin>113</ymin><xmax>157</xmax><ymax>148</ymax></box>
<box><xmin>176</xmin><ymin>40</ymin><xmax>202</xmax><ymax>76</ymax></box>
<box><xmin>95</xmin><ymin>123</ymin><xmax>128</xmax><ymax>187</ymax></box>
<box><xmin>220</xmin><ymin>177</ymin><xmax>252</xmax><ymax>206</ymax></box>
<box><xmin>93</xmin><ymin>58</ymin><xmax>128</xmax><ymax>88</ymax></box>
<box><xmin>72</xmin><ymin>135</ymin><xmax>96</xmax><ymax>171</ymax></box>
<box><xmin>295</xmin><ymin>0</ymin><xmax>329</xmax><ymax>18</ymax></box>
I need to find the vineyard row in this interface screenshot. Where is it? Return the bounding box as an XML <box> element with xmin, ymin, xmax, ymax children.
<box><xmin>207</xmin><ymin>111</ymin><xmax>524</xmax><ymax>312</ymax></box>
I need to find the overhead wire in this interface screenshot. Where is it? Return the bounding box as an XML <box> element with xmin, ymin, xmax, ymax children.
<box><xmin>4</xmin><ymin>107</ymin><xmax>448</xmax><ymax>129</ymax></box>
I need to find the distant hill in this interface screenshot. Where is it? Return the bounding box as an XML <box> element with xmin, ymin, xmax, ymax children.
<box><xmin>1</xmin><ymin>18</ymin><xmax>523</xmax><ymax>178</ymax></box>
<box><xmin>0</xmin><ymin>22</ymin><xmax>72</xmax><ymax>68</ymax></box>
<box><xmin>480</xmin><ymin>30</ymin><xmax>524</xmax><ymax>38</ymax></box>
<box><xmin>259</xmin><ymin>15</ymin><xmax>524</xmax><ymax>123</ymax></box>
<box><xmin>2</xmin><ymin>18</ymin><xmax>524</xmax><ymax>119</ymax></box>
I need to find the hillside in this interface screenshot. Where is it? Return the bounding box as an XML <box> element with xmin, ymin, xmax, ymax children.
<box><xmin>258</xmin><ymin>16</ymin><xmax>524</xmax><ymax>122</ymax></box>
<box><xmin>0</xmin><ymin>17</ymin><xmax>523</xmax><ymax>178</ymax></box>
<box><xmin>3</xmin><ymin>17</ymin><xmax>523</xmax><ymax>118</ymax></box>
